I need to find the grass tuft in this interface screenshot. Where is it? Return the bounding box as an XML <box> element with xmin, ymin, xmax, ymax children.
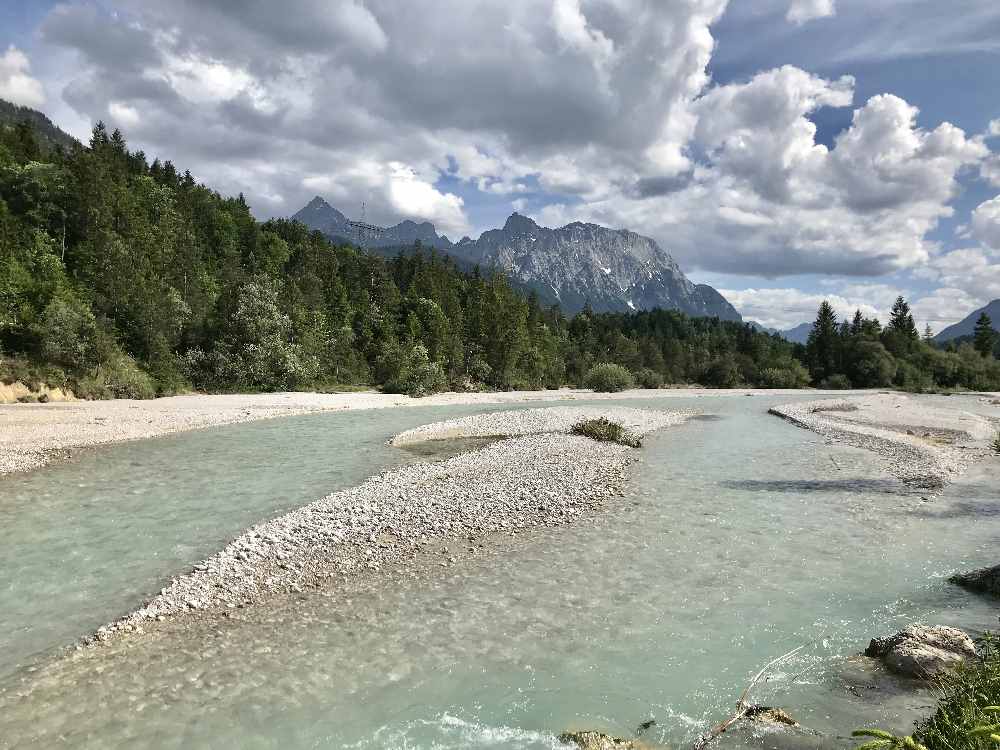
<box><xmin>570</xmin><ymin>417</ymin><xmax>642</xmax><ymax>448</ymax></box>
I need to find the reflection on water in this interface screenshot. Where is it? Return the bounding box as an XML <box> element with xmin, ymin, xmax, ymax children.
<box><xmin>398</xmin><ymin>435</ymin><xmax>504</xmax><ymax>459</ymax></box>
<box><xmin>0</xmin><ymin>394</ymin><xmax>997</xmax><ymax>750</ymax></box>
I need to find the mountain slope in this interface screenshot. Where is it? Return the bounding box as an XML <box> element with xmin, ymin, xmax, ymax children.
<box><xmin>293</xmin><ymin>198</ymin><xmax>740</xmax><ymax>320</ymax></box>
<box><xmin>0</xmin><ymin>98</ymin><xmax>78</xmax><ymax>152</ymax></box>
<box><xmin>934</xmin><ymin>299</ymin><xmax>1000</xmax><ymax>342</ymax></box>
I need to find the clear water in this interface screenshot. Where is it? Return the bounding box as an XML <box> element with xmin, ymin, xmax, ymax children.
<box><xmin>0</xmin><ymin>394</ymin><xmax>997</xmax><ymax>750</ymax></box>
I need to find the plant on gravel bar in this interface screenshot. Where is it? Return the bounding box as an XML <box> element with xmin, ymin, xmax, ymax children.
<box><xmin>570</xmin><ymin>417</ymin><xmax>642</xmax><ymax>448</ymax></box>
<box><xmin>992</xmin><ymin>431</ymin><xmax>1000</xmax><ymax>455</ymax></box>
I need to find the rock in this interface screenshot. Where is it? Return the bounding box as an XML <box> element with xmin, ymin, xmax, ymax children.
<box><xmin>558</xmin><ymin>730</ymin><xmax>649</xmax><ymax>749</ymax></box>
<box><xmin>949</xmin><ymin>564</ymin><xmax>1000</xmax><ymax>596</ymax></box>
<box><xmin>865</xmin><ymin>625</ymin><xmax>977</xmax><ymax>678</ymax></box>
<box><xmin>745</xmin><ymin>706</ymin><xmax>799</xmax><ymax>727</ymax></box>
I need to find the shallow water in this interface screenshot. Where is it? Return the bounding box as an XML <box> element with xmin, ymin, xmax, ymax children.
<box><xmin>1</xmin><ymin>394</ymin><xmax>998</xmax><ymax>750</ymax></box>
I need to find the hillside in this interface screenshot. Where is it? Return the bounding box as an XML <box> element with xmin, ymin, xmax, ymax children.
<box><xmin>0</xmin><ymin>98</ymin><xmax>78</xmax><ymax>153</ymax></box>
<box><xmin>934</xmin><ymin>299</ymin><xmax>1000</xmax><ymax>342</ymax></box>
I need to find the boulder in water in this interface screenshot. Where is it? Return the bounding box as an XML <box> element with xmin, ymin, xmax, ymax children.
<box><xmin>949</xmin><ymin>564</ymin><xmax>1000</xmax><ymax>596</ymax></box>
<box><xmin>864</xmin><ymin>625</ymin><xmax>976</xmax><ymax>678</ymax></box>
<box><xmin>558</xmin><ymin>730</ymin><xmax>650</xmax><ymax>749</ymax></box>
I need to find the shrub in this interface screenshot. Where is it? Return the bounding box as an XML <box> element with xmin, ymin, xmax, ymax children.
<box><xmin>993</xmin><ymin>432</ymin><xmax>1000</xmax><ymax>455</ymax></box>
<box><xmin>584</xmin><ymin>363</ymin><xmax>634</xmax><ymax>392</ymax></box>
<box><xmin>75</xmin><ymin>354</ymin><xmax>157</xmax><ymax>400</ymax></box>
<box><xmin>701</xmin><ymin>356</ymin><xmax>741</xmax><ymax>388</ymax></box>
<box><xmin>819</xmin><ymin>374</ymin><xmax>852</xmax><ymax>390</ymax></box>
<box><xmin>760</xmin><ymin>360</ymin><xmax>811</xmax><ymax>389</ymax></box>
<box><xmin>633</xmin><ymin>367</ymin><xmax>664</xmax><ymax>390</ymax></box>
<box><xmin>385</xmin><ymin>343</ymin><xmax>447</xmax><ymax>398</ymax></box>
<box><xmin>570</xmin><ymin>417</ymin><xmax>642</xmax><ymax>448</ymax></box>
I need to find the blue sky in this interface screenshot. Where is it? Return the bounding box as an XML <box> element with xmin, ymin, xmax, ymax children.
<box><xmin>2</xmin><ymin>0</ymin><xmax>999</xmax><ymax>329</ymax></box>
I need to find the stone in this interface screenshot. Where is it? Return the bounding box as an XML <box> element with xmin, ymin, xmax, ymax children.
<box><xmin>865</xmin><ymin>625</ymin><xmax>977</xmax><ymax>678</ymax></box>
<box><xmin>949</xmin><ymin>564</ymin><xmax>1000</xmax><ymax>597</ymax></box>
<box><xmin>558</xmin><ymin>730</ymin><xmax>650</xmax><ymax>749</ymax></box>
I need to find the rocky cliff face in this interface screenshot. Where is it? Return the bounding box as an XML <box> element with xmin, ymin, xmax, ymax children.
<box><xmin>292</xmin><ymin>198</ymin><xmax>740</xmax><ymax>320</ymax></box>
<box><xmin>450</xmin><ymin>213</ymin><xmax>740</xmax><ymax>319</ymax></box>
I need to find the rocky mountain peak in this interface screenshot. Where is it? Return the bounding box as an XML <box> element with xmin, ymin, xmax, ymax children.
<box><xmin>503</xmin><ymin>212</ymin><xmax>540</xmax><ymax>235</ymax></box>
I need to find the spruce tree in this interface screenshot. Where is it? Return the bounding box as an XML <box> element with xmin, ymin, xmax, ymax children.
<box><xmin>806</xmin><ymin>301</ymin><xmax>841</xmax><ymax>381</ymax></box>
<box><xmin>974</xmin><ymin>312</ymin><xmax>996</xmax><ymax>357</ymax></box>
<box><xmin>888</xmin><ymin>296</ymin><xmax>918</xmax><ymax>340</ymax></box>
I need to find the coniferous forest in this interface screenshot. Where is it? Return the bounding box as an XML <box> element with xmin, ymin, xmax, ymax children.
<box><xmin>1</xmin><ymin>117</ymin><xmax>998</xmax><ymax>398</ymax></box>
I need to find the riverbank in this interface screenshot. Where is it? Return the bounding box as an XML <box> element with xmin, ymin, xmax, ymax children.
<box><xmin>769</xmin><ymin>393</ymin><xmax>998</xmax><ymax>488</ymax></box>
<box><xmin>86</xmin><ymin>406</ymin><xmax>686</xmax><ymax>646</ymax></box>
<box><xmin>0</xmin><ymin>387</ymin><xmax>820</xmax><ymax>477</ymax></box>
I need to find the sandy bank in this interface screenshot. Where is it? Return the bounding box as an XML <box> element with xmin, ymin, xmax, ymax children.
<box><xmin>770</xmin><ymin>393</ymin><xmax>998</xmax><ymax>488</ymax></box>
<box><xmin>0</xmin><ymin>386</ymin><xmax>809</xmax><ymax>477</ymax></box>
<box><xmin>87</xmin><ymin>406</ymin><xmax>686</xmax><ymax>645</ymax></box>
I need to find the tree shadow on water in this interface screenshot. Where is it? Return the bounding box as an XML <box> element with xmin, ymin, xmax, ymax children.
<box><xmin>719</xmin><ymin>478</ymin><xmax>908</xmax><ymax>494</ymax></box>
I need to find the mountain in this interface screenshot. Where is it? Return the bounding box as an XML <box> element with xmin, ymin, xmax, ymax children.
<box><xmin>291</xmin><ymin>197</ymin><xmax>453</xmax><ymax>249</ymax></box>
<box><xmin>292</xmin><ymin>198</ymin><xmax>740</xmax><ymax>320</ymax></box>
<box><xmin>780</xmin><ymin>322</ymin><xmax>812</xmax><ymax>344</ymax></box>
<box><xmin>0</xmin><ymin>98</ymin><xmax>78</xmax><ymax>153</ymax></box>
<box><xmin>934</xmin><ymin>299</ymin><xmax>1000</xmax><ymax>342</ymax></box>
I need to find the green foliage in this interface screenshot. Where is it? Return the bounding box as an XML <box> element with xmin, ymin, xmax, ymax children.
<box><xmin>570</xmin><ymin>417</ymin><xmax>642</xmax><ymax>448</ymax></box>
<box><xmin>584</xmin><ymin>363</ymin><xmax>635</xmax><ymax>392</ymax></box>
<box><xmin>975</xmin><ymin>313</ymin><xmax>997</xmax><ymax>358</ymax></box>
<box><xmin>911</xmin><ymin>635</ymin><xmax>1000</xmax><ymax>750</ymax></box>
<box><xmin>383</xmin><ymin>343</ymin><xmax>448</xmax><ymax>398</ymax></box>
<box><xmin>992</xmin><ymin>432</ymin><xmax>1000</xmax><ymax>455</ymax></box>
<box><xmin>760</xmin><ymin>359</ymin><xmax>811</xmax><ymax>388</ymax></box>
<box><xmin>851</xmin><ymin>728</ymin><xmax>928</xmax><ymax>750</ymax></box>
<box><xmin>633</xmin><ymin>367</ymin><xmax>664</xmax><ymax>389</ymax></box>
<box><xmin>820</xmin><ymin>373</ymin><xmax>853</xmax><ymax>390</ymax></box>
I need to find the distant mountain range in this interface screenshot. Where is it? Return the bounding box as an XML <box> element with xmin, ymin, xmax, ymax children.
<box><xmin>748</xmin><ymin>320</ymin><xmax>811</xmax><ymax>344</ymax></box>
<box><xmin>292</xmin><ymin>197</ymin><xmax>741</xmax><ymax>320</ymax></box>
<box><xmin>934</xmin><ymin>299</ymin><xmax>1000</xmax><ymax>342</ymax></box>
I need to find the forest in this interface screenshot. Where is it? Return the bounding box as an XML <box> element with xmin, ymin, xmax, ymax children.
<box><xmin>1</xmin><ymin>116</ymin><xmax>997</xmax><ymax>398</ymax></box>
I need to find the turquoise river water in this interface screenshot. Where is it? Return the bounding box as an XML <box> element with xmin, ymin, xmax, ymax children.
<box><xmin>0</xmin><ymin>394</ymin><xmax>997</xmax><ymax>749</ymax></box>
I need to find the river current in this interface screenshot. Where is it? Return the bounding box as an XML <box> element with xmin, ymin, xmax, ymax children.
<box><xmin>0</xmin><ymin>394</ymin><xmax>997</xmax><ymax>749</ymax></box>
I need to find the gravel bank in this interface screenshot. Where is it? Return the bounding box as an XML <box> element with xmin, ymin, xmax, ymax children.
<box><xmin>86</xmin><ymin>406</ymin><xmax>686</xmax><ymax>645</ymax></box>
<box><xmin>0</xmin><ymin>388</ymin><xmax>805</xmax><ymax>477</ymax></box>
<box><xmin>769</xmin><ymin>394</ymin><xmax>997</xmax><ymax>488</ymax></box>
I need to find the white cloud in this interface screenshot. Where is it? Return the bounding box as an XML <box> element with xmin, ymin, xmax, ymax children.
<box><xmin>989</xmin><ymin>119</ymin><xmax>1000</xmax><ymax>137</ymax></box>
<box><xmin>386</xmin><ymin>162</ymin><xmax>469</xmax><ymax>236</ymax></box>
<box><xmin>719</xmin><ymin>286</ymin><xmax>884</xmax><ymax>330</ymax></box>
<box><xmin>551</xmin><ymin>0</ymin><xmax>615</xmax><ymax>84</ymax></box>
<box><xmin>971</xmin><ymin>195</ymin><xmax>1000</xmax><ymax>250</ymax></box>
<box><xmin>108</xmin><ymin>100</ymin><xmax>141</xmax><ymax>127</ymax></box>
<box><xmin>786</xmin><ymin>0</ymin><xmax>835</xmax><ymax>25</ymax></box>
<box><xmin>0</xmin><ymin>46</ymin><xmax>45</xmax><ymax>108</ymax></box>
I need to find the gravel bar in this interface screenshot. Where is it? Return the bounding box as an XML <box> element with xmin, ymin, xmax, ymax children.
<box><xmin>769</xmin><ymin>394</ymin><xmax>995</xmax><ymax>488</ymax></box>
<box><xmin>86</xmin><ymin>406</ymin><xmax>687</xmax><ymax>645</ymax></box>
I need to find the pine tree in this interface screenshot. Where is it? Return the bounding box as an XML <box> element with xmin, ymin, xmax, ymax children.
<box><xmin>923</xmin><ymin>324</ymin><xmax>933</xmax><ymax>343</ymax></box>
<box><xmin>851</xmin><ymin>309</ymin><xmax>864</xmax><ymax>337</ymax></box>
<box><xmin>806</xmin><ymin>301</ymin><xmax>841</xmax><ymax>381</ymax></box>
<box><xmin>974</xmin><ymin>312</ymin><xmax>996</xmax><ymax>357</ymax></box>
<box><xmin>888</xmin><ymin>296</ymin><xmax>918</xmax><ymax>340</ymax></box>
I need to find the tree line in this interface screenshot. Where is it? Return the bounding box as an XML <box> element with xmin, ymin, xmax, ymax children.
<box><xmin>803</xmin><ymin>297</ymin><xmax>999</xmax><ymax>391</ymax></box>
<box><xmin>1</xmin><ymin>118</ymin><xmax>996</xmax><ymax>398</ymax></box>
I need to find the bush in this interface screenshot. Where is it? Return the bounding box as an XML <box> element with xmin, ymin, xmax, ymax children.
<box><xmin>701</xmin><ymin>356</ymin><xmax>741</xmax><ymax>388</ymax></box>
<box><xmin>993</xmin><ymin>432</ymin><xmax>1000</xmax><ymax>455</ymax></box>
<box><xmin>633</xmin><ymin>367</ymin><xmax>664</xmax><ymax>390</ymax></box>
<box><xmin>385</xmin><ymin>343</ymin><xmax>448</xmax><ymax>398</ymax></box>
<box><xmin>74</xmin><ymin>354</ymin><xmax>157</xmax><ymax>400</ymax></box>
<box><xmin>584</xmin><ymin>363</ymin><xmax>634</xmax><ymax>392</ymax></box>
<box><xmin>759</xmin><ymin>360</ymin><xmax>811</xmax><ymax>388</ymax></box>
<box><xmin>570</xmin><ymin>417</ymin><xmax>642</xmax><ymax>448</ymax></box>
<box><xmin>914</xmin><ymin>635</ymin><xmax>1000</xmax><ymax>750</ymax></box>
<box><xmin>819</xmin><ymin>374</ymin><xmax>852</xmax><ymax>390</ymax></box>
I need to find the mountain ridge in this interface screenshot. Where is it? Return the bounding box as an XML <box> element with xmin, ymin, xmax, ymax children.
<box><xmin>934</xmin><ymin>299</ymin><xmax>1000</xmax><ymax>342</ymax></box>
<box><xmin>292</xmin><ymin>197</ymin><xmax>741</xmax><ymax>321</ymax></box>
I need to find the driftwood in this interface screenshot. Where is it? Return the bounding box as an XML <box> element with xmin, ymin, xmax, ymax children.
<box><xmin>693</xmin><ymin>645</ymin><xmax>805</xmax><ymax>750</ymax></box>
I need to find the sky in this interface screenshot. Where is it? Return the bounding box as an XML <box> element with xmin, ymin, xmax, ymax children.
<box><xmin>1</xmin><ymin>0</ymin><xmax>999</xmax><ymax>331</ymax></box>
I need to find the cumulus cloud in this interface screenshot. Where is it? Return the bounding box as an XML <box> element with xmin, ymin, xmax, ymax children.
<box><xmin>971</xmin><ymin>195</ymin><xmax>1000</xmax><ymax>250</ymax></box>
<box><xmin>0</xmin><ymin>46</ymin><xmax>45</xmax><ymax>108</ymax></box>
<box><xmin>786</xmin><ymin>0</ymin><xmax>835</xmax><ymax>25</ymax></box>
<box><xmin>719</xmin><ymin>286</ymin><xmax>885</xmax><ymax>330</ymax></box>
